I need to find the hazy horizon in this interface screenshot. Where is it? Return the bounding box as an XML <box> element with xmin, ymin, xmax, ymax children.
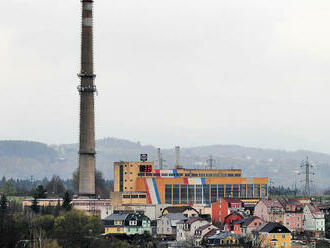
<box><xmin>2</xmin><ymin>0</ymin><xmax>330</xmax><ymax>153</ymax></box>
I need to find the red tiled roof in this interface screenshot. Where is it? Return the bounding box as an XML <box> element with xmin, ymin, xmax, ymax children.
<box><xmin>223</xmin><ymin>198</ymin><xmax>243</xmax><ymax>204</ymax></box>
<box><xmin>262</xmin><ymin>199</ymin><xmax>283</xmax><ymax>208</ymax></box>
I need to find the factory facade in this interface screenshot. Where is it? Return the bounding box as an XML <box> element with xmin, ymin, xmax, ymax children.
<box><xmin>113</xmin><ymin>161</ymin><xmax>268</xmax><ymax>206</ymax></box>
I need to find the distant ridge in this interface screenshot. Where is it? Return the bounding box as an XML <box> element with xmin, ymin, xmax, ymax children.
<box><xmin>0</xmin><ymin>137</ymin><xmax>329</xmax><ymax>189</ymax></box>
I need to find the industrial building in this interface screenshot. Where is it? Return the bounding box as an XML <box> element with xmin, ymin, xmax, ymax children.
<box><xmin>112</xmin><ymin>160</ymin><xmax>268</xmax><ymax>206</ymax></box>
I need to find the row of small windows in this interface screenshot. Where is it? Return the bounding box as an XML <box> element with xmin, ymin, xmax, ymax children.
<box><xmin>73</xmin><ymin>202</ymin><xmax>110</xmax><ymax>206</ymax></box>
<box><xmin>165</xmin><ymin>184</ymin><xmax>268</xmax><ymax>204</ymax></box>
<box><xmin>123</xmin><ymin>194</ymin><xmax>147</xmax><ymax>199</ymax></box>
<box><xmin>138</xmin><ymin>173</ymin><xmax>241</xmax><ymax>177</ymax></box>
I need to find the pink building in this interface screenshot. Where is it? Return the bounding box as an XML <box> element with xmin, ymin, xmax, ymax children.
<box><xmin>254</xmin><ymin>198</ymin><xmax>303</xmax><ymax>233</ymax></box>
<box><xmin>279</xmin><ymin>198</ymin><xmax>304</xmax><ymax>233</ymax></box>
<box><xmin>233</xmin><ymin>216</ymin><xmax>265</xmax><ymax>236</ymax></box>
<box><xmin>254</xmin><ymin>199</ymin><xmax>285</xmax><ymax>223</ymax></box>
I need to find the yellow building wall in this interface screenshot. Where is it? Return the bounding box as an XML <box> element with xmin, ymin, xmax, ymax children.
<box><xmin>261</xmin><ymin>233</ymin><xmax>291</xmax><ymax>248</ymax></box>
<box><xmin>113</xmin><ymin>161</ymin><xmax>268</xmax><ymax>205</ymax></box>
<box><xmin>114</xmin><ymin>161</ymin><xmax>154</xmax><ymax>192</ymax></box>
<box><xmin>135</xmin><ymin>177</ymin><xmax>268</xmax><ymax>205</ymax></box>
<box><xmin>105</xmin><ymin>227</ymin><xmax>124</xmax><ymax>234</ymax></box>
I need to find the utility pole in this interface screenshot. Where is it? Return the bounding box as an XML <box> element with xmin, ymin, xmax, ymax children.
<box><xmin>206</xmin><ymin>154</ymin><xmax>216</xmax><ymax>169</ymax></box>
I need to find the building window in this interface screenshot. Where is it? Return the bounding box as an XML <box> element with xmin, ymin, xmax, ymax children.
<box><xmin>188</xmin><ymin>185</ymin><xmax>195</xmax><ymax>204</ymax></box>
<box><xmin>165</xmin><ymin>185</ymin><xmax>172</xmax><ymax>204</ymax></box>
<box><xmin>196</xmin><ymin>185</ymin><xmax>203</xmax><ymax>204</ymax></box>
<box><xmin>225</xmin><ymin>184</ymin><xmax>232</xmax><ymax>197</ymax></box>
<box><xmin>139</xmin><ymin>194</ymin><xmax>146</xmax><ymax>198</ymax></box>
<box><xmin>173</xmin><ymin>185</ymin><xmax>180</xmax><ymax>204</ymax></box>
<box><xmin>218</xmin><ymin>184</ymin><xmax>224</xmax><ymax>198</ymax></box>
<box><xmin>254</xmin><ymin>184</ymin><xmax>260</xmax><ymax>198</ymax></box>
<box><xmin>180</xmin><ymin>184</ymin><xmax>187</xmax><ymax>204</ymax></box>
<box><xmin>261</xmin><ymin>184</ymin><xmax>267</xmax><ymax>197</ymax></box>
<box><xmin>233</xmin><ymin>184</ymin><xmax>239</xmax><ymax>198</ymax></box>
<box><xmin>203</xmin><ymin>184</ymin><xmax>210</xmax><ymax>204</ymax></box>
<box><xmin>247</xmin><ymin>184</ymin><xmax>253</xmax><ymax>198</ymax></box>
<box><xmin>211</xmin><ymin>184</ymin><xmax>217</xmax><ymax>203</ymax></box>
<box><xmin>119</xmin><ymin>165</ymin><xmax>124</xmax><ymax>192</ymax></box>
<box><xmin>240</xmin><ymin>184</ymin><xmax>246</xmax><ymax>198</ymax></box>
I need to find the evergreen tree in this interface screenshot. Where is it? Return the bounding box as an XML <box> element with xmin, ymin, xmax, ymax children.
<box><xmin>46</xmin><ymin>175</ymin><xmax>66</xmax><ymax>197</ymax></box>
<box><xmin>54</xmin><ymin>199</ymin><xmax>61</xmax><ymax>217</ymax></box>
<box><xmin>0</xmin><ymin>194</ymin><xmax>7</xmax><ymax>211</ymax></box>
<box><xmin>30</xmin><ymin>197</ymin><xmax>40</xmax><ymax>213</ymax></box>
<box><xmin>62</xmin><ymin>191</ymin><xmax>72</xmax><ymax>211</ymax></box>
<box><xmin>33</xmin><ymin>185</ymin><xmax>47</xmax><ymax>199</ymax></box>
<box><xmin>0</xmin><ymin>194</ymin><xmax>7</xmax><ymax>233</ymax></box>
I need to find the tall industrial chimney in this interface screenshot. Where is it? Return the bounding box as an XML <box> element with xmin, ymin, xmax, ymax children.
<box><xmin>157</xmin><ymin>148</ymin><xmax>164</xmax><ymax>169</ymax></box>
<box><xmin>174</xmin><ymin>146</ymin><xmax>180</xmax><ymax>169</ymax></box>
<box><xmin>157</xmin><ymin>148</ymin><xmax>161</xmax><ymax>169</ymax></box>
<box><xmin>78</xmin><ymin>0</ymin><xmax>96</xmax><ymax>197</ymax></box>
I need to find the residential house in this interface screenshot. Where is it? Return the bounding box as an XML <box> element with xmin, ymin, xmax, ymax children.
<box><xmin>279</xmin><ymin>198</ymin><xmax>304</xmax><ymax>233</ymax></box>
<box><xmin>176</xmin><ymin>217</ymin><xmax>210</xmax><ymax>244</ymax></box>
<box><xmin>125</xmin><ymin>212</ymin><xmax>152</xmax><ymax>235</ymax></box>
<box><xmin>157</xmin><ymin>213</ymin><xmax>187</xmax><ymax>239</ymax></box>
<box><xmin>303</xmin><ymin>204</ymin><xmax>325</xmax><ymax>236</ymax></box>
<box><xmin>162</xmin><ymin>206</ymin><xmax>200</xmax><ymax>218</ymax></box>
<box><xmin>297</xmin><ymin>198</ymin><xmax>311</xmax><ymax>205</ymax></box>
<box><xmin>259</xmin><ymin>222</ymin><xmax>291</xmax><ymax>248</ymax></box>
<box><xmin>223</xmin><ymin>211</ymin><xmax>246</xmax><ymax>232</ymax></box>
<box><xmin>254</xmin><ymin>199</ymin><xmax>285</xmax><ymax>223</ymax></box>
<box><xmin>103</xmin><ymin>211</ymin><xmax>152</xmax><ymax>235</ymax></box>
<box><xmin>205</xmin><ymin>232</ymin><xmax>249</xmax><ymax>248</ymax></box>
<box><xmin>318</xmin><ymin>204</ymin><xmax>330</xmax><ymax>215</ymax></box>
<box><xmin>194</xmin><ymin>224</ymin><xmax>219</xmax><ymax>247</ymax></box>
<box><xmin>103</xmin><ymin>212</ymin><xmax>128</xmax><ymax>234</ymax></box>
<box><xmin>233</xmin><ymin>216</ymin><xmax>265</xmax><ymax>236</ymax></box>
<box><xmin>212</xmin><ymin>198</ymin><xmax>244</xmax><ymax>224</ymax></box>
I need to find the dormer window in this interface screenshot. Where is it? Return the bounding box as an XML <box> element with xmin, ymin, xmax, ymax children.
<box><xmin>129</xmin><ymin>220</ymin><xmax>137</xmax><ymax>226</ymax></box>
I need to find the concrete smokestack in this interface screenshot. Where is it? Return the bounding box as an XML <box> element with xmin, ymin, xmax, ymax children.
<box><xmin>157</xmin><ymin>148</ymin><xmax>161</xmax><ymax>169</ymax></box>
<box><xmin>174</xmin><ymin>146</ymin><xmax>180</xmax><ymax>169</ymax></box>
<box><xmin>78</xmin><ymin>0</ymin><xmax>96</xmax><ymax>197</ymax></box>
<box><xmin>157</xmin><ymin>148</ymin><xmax>164</xmax><ymax>169</ymax></box>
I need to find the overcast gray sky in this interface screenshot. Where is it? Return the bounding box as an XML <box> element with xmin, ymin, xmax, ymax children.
<box><xmin>1</xmin><ymin>0</ymin><xmax>330</xmax><ymax>152</ymax></box>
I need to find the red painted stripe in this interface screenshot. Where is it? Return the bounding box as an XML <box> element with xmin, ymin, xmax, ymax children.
<box><xmin>144</xmin><ymin>178</ymin><xmax>152</xmax><ymax>204</ymax></box>
<box><xmin>184</xmin><ymin>178</ymin><xmax>189</xmax><ymax>185</ymax></box>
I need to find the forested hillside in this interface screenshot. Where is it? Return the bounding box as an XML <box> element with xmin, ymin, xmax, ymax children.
<box><xmin>0</xmin><ymin>138</ymin><xmax>330</xmax><ymax>190</ymax></box>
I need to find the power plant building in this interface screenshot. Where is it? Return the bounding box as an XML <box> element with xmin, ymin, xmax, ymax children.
<box><xmin>113</xmin><ymin>161</ymin><xmax>268</xmax><ymax>206</ymax></box>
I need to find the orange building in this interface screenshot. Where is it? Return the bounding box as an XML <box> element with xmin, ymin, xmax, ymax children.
<box><xmin>113</xmin><ymin>161</ymin><xmax>268</xmax><ymax>206</ymax></box>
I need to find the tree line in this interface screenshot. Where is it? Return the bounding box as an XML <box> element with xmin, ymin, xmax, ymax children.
<box><xmin>0</xmin><ymin>170</ymin><xmax>113</xmax><ymax>198</ymax></box>
<box><xmin>0</xmin><ymin>192</ymin><xmax>139</xmax><ymax>248</ymax></box>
